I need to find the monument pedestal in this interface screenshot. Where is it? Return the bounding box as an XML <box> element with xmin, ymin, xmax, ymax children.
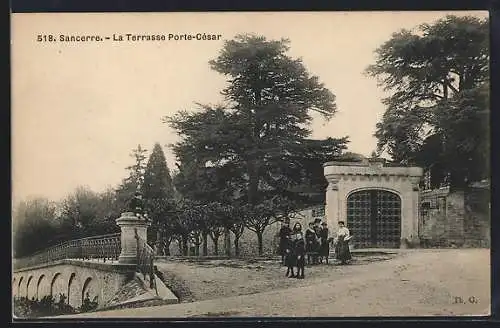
<box><xmin>116</xmin><ymin>212</ymin><xmax>150</xmax><ymax>264</ymax></box>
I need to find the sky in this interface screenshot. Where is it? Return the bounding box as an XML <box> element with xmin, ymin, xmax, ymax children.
<box><xmin>11</xmin><ymin>11</ymin><xmax>488</xmax><ymax>204</ymax></box>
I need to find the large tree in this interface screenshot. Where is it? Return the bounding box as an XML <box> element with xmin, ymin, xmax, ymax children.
<box><xmin>142</xmin><ymin>143</ymin><xmax>176</xmax><ymax>255</ymax></box>
<box><xmin>142</xmin><ymin>143</ymin><xmax>175</xmax><ymax>200</ymax></box>
<box><xmin>167</xmin><ymin>34</ymin><xmax>348</xmax><ymax>255</ymax></box>
<box><xmin>366</xmin><ymin>15</ymin><xmax>489</xmax><ymax>188</ymax></box>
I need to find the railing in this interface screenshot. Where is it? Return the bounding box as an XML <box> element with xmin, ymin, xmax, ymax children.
<box><xmin>135</xmin><ymin>231</ymin><xmax>158</xmax><ymax>295</ymax></box>
<box><xmin>13</xmin><ymin>233</ymin><xmax>121</xmax><ymax>270</ymax></box>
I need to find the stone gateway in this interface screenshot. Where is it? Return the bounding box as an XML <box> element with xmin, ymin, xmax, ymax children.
<box><xmin>324</xmin><ymin>158</ymin><xmax>423</xmax><ymax>249</ymax></box>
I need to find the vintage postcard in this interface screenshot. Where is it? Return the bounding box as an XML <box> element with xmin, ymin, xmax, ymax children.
<box><xmin>11</xmin><ymin>11</ymin><xmax>491</xmax><ymax>319</ymax></box>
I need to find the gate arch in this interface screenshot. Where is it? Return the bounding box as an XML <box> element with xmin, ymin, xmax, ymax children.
<box><xmin>346</xmin><ymin>189</ymin><xmax>401</xmax><ymax>248</ymax></box>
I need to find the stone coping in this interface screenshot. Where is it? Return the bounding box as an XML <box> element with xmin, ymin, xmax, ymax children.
<box><xmin>13</xmin><ymin>259</ymin><xmax>137</xmax><ymax>274</ymax></box>
<box><xmin>324</xmin><ymin>164</ymin><xmax>423</xmax><ymax>177</ymax></box>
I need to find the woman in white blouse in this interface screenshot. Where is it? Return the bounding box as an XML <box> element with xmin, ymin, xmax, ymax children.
<box><xmin>334</xmin><ymin>221</ymin><xmax>352</xmax><ymax>265</ymax></box>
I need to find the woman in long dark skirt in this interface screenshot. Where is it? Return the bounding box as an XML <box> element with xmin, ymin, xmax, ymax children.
<box><xmin>305</xmin><ymin>222</ymin><xmax>318</xmax><ymax>265</ymax></box>
<box><xmin>284</xmin><ymin>238</ymin><xmax>297</xmax><ymax>277</ymax></box>
<box><xmin>290</xmin><ymin>223</ymin><xmax>305</xmax><ymax>279</ymax></box>
<box><xmin>294</xmin><ymin>236</ymin><xmax>306</xmax><ymax>279</ymax></box>
<box><xmin>278</xmin><ymin>219</ymin><xmax>292</xmax><ymax>265</ymax></box>
<box><xmin>319</xmin><ymin>222</ymin><xmax>330</xmax><ymax>264</ymax></box>
<box><xmin>334</xmin><ymin>221</ymin><xmax>352</xmax><ymax>265</ymax></box>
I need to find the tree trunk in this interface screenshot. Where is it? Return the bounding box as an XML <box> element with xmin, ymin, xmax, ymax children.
<box><xmin>256</xmin><ymin>230</ymin><xmax>264</xmax><ymax>256</ymax></box>
<box><xmin>176</xmin><ymin>237</ymin><xmax>183</xmax><ymax>255</ymax></box>
<box><xmin>163</xmin><ymin>235</ymin><xmax>172</xmax><ymax>256</ymax></box>
<box><xmin>182</xmin><ymin>235</ymin><xmax>189</xmax><ymax>256</ymax></box>
<box><xmin>202</xmin><ymin>232</ymin><xmax>208</xmax><ymax>256</ymax></box>
<box><xmin>234</xmin><ymin>236</ymin><xmax>241</xmax><ymax>257</ymax></box>
<box><xmin>155</xmin><ymin>229</ymin><xmax>163</xmax><ymax>256</ymax></box>
<box><xmin>213</xmin><ymin>237</ymin><xmax>219</xmax><ymax>255</ymax></box>
<box><xmin>224</xmin><ymin>227</ymin><xmax>231</xmax><ymax>257</ymax></box>
<box><xmin>193</xmin><ymin>232</ymin><xmax>201</xmax><ymax>257</ymax></box>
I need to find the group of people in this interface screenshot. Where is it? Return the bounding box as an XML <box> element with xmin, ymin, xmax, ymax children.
<box><xmin>278</xmin><ymin>218</ymin><xmax>352</xmax><ymax>279</ymax></box>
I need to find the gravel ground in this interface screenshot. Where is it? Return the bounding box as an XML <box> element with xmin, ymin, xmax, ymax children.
<box><xmin>154</xmin><ymin>252</ymin><xmax>396</xmax><ymax>302</ymax></box>
<box><xmin>56</xmin><ymin>249</ymin><xmax>490</xmax><ymax>318</ymax></box>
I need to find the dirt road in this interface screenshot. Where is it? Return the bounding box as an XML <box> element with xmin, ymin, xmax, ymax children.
<box><xmin>58</xmin><ymin>249</ymin><xmax>490</xmax><ymax>318</ymax></box>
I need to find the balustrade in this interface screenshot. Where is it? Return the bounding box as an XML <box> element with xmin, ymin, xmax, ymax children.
<box><xmin>13</xmin><ymin>233</ymin><xmax>121</xmax><ymax>270</ymax></box>
<box><xmin>135</xmin><ymin>232</ymin><xmax>158</xmax><ymax>295</ymax></box>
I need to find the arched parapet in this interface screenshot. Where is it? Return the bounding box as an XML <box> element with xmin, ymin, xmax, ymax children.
<box><xmin>12</xmin><ymin>257</ymin><xmax>178</xmax><ymax>312</ymax></box>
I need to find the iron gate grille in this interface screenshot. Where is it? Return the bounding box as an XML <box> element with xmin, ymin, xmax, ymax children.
<box><xmin>347</xmin><ymin>190</ymin><xmax>401</xmax><ymax>248</ymax></box>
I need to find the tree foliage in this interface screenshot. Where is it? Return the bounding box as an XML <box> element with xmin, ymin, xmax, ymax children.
<box><xmin>116</xmin><ymin>144</ymin><xmax>148</xmax><ymax>205</ymax></box>
<box><xmin>167</xmin><ymin>34</ymin><xmax>348</xmax><ymax>254</ymax></box>
<box><xmin>142</xmin><ymin>143</ymin><xmax>175</xmax><ymax>200</ymax></box>
<box><xmin>12</xmin><ymin>198</ymin><xmax>60</xmax><ymax>257</ymax></box>
<box><xmin>366</xmin><ymin>15</ymin><xmax>489</xmax><ymax>188</ymax></box>
<box><xmin>59</xmin><ymin>186</ymin><xmax>120</xmax><ymax>239</ymax></box>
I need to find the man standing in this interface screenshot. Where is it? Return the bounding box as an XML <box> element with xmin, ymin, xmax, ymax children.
<box><xmin>278</xmin><ymin>218</ymin><xmax>292</xmax><ymax>265</ymax></box>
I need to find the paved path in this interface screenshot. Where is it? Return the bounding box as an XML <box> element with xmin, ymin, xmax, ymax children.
<box><xmin>58</xmin><ymin>249</ymin><xmax>490</xmax><ymax>318</ymax></box>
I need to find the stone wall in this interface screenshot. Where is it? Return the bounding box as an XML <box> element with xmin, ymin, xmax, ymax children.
<box><xmin>419</xmin><ymin>186</ymin><xmax>490</xmax><ymax>247</ymax></box>
<box><xmin>463</xmin><ymin>187</ymin><xmax>490</xmax><ymax>247</ymax></box>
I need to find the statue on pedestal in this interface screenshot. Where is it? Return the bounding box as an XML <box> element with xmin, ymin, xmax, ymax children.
<box><xmin>127</xmin><ymin>192</ymin><xmax>147</xmax><ymax>221</ymax></box>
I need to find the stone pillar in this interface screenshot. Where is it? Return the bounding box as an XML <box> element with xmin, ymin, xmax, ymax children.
<box><xmin>409</xmin><ymin>172</ymin><xmax>423</xmax><ymax>247</ymax></box>
<box><xmin>116</xmin><ymin>212</ymin><xmax>150</xmax><ymax>264</ymax></box>
<box><xmin>400</xmin><ymin>190</ymin><xmax>414</xmax><ymax>247</ymax></box>
<box><xmin>325</xmin><ymin>175</ymin><xmax>340</xmax><ymax>230</ymax></box>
